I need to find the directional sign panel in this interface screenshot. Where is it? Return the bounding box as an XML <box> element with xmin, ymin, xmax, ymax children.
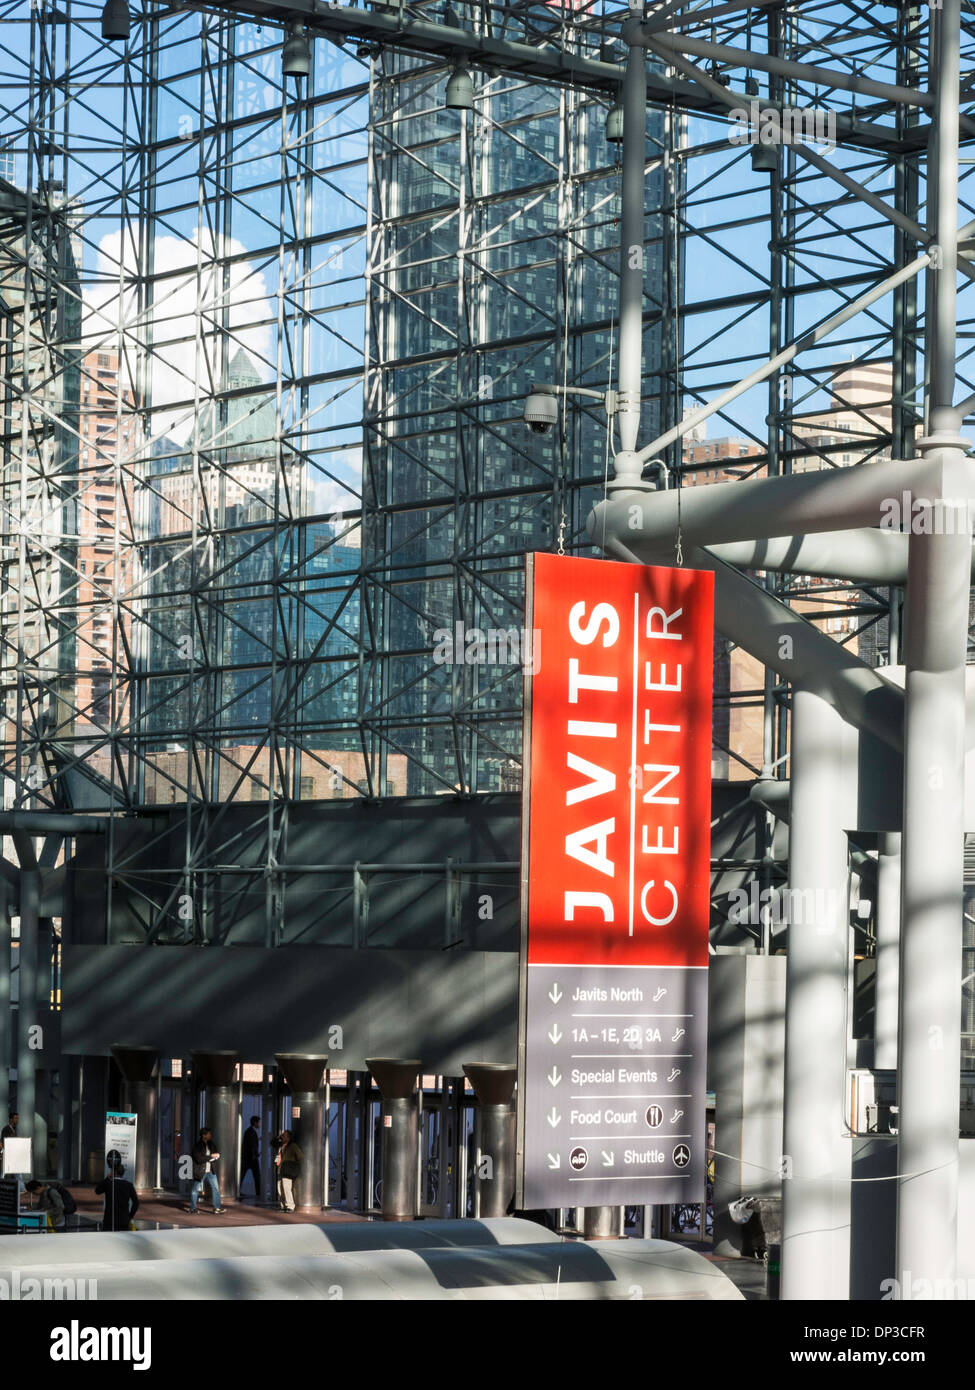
<box><xmin>517</xmin><ymin>554</ymin><xmax>713</xmax><ymax>1209</ymax></box>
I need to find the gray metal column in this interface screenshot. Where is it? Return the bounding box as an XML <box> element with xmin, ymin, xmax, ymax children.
<box><xmin>109</xmin><ymin>1045</ymin><xmax>159</xmax><ymax>1193</ymax></box>
<box><xmin>367</xmin><ymin>1058</ymin><xmax>420</xmax><ymax>1222</ymax></box>
<box><xmin>875</xmin><ymin>834</ymin><xmax>902</xmax><ymax>1072</ymax></box>
<box><xmin>615</xmin><ymin>24</ymin><xmax>647</xmax><ymax>475</ymax></box>
<box><xmin>0</xmin><ymin>903</ymin><xmax>9</xmax><ymax>1126</ymax></box>
<box><xmin>462</xmin><ymin>1063</ymin><xmax>516</xmax><ymax>1218</ymax></box>
<box><xmin>781</xmin><ymin>688</ymin><xmax>853</xmax><ymax>1300</ymax></box>
<box><xmin>583</xmin><ymin>1206</ymin><xmax>620</xmax><ymax>1240</ymax></box>
<box><xmin>895</xmin><ymin>0</ymin><xmax>968</xmax><ymax>1291</ymax></box>
<box><xmin>16</xmin><ymin>867</ymin><xmax>38</xmax><ymax>1155</ymax></box>
<box><xmin>275</xmin><ymin>1053</ymin><xmax>327</xmax><ymax>1210</ymax></box>
<box><xmin>190</xmin><ymin>1050</ymin><xmax>239</xmax><ymax>1205</ymax></box>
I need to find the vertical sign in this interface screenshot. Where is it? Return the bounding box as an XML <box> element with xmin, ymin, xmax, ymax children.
<box><xmin>105</xmin><ymin>1111</ymin><xmax>138</xmax><ymax>1173</ymax></box>
<box><xmin>517</xmin><ymin>552</ymin><xmax>713</xmax><ymax>1209</ymax></box>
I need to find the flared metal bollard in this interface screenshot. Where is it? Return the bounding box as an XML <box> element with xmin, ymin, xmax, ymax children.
<box><xmin>462</xmin><ymin>1063</ymin><xmax>516</xmax><ymax>1218</ymax></box>
<box><xmin>366</xmin><ymin>1058</ymin><xmax>421</xmax><ymax>1221</ymax></box>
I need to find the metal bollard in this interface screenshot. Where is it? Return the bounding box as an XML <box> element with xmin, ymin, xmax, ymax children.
<box><xmin>366</xmin><ymin>1058</ymin><xmax>421</xmax><ymax>1221</ymax></box>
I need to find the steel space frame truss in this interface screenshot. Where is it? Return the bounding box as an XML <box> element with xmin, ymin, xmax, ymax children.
<box><xmin>0</xmin><ymin>0</ymin><xmax>969</xmax><ymax>954</ymax></box>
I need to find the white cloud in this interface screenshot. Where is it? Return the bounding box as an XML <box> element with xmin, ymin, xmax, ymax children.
<box><xmin>82</xmin><ymin>227</ymin><xmax>274</xmax><ymax>445</ymax></box>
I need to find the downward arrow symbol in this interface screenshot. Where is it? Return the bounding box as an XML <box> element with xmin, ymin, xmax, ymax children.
<box><xmin>547</xmin><ymin>1067</ymin><xmax>562</xmax><ymax>1087</ymax></box>
<box><xmin>548</xmin><ymin>983</ymin><xmax>563</xmax><ymax>1004</ymax></box>
<box><xmin>547</xmin><ymin>1107</ymin><xmax>562</xmax><ymax>1129</ymax></box>
<box><xmin>548</xmin><ymin>1024</ymin><xmax>563</xmax><ymax>1045</ymax></box>
<box><xmin>601</xmin><ymin>1150</ymin><xmax>615</xmax><ymax>1167</ymax></box>
<box><xmin>547</xmin><ymin>1153</ymin><xmax>561</xmax><ymax>1170</ymax></box>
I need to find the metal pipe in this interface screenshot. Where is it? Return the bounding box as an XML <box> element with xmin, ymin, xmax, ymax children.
<box><xmin>590</xmin><ymin>527</ymin><xmax>905</xmax><ymax>750</ymax></box>
<box><xmin>644</xmin><ymin>29</ymin><xmax>933</xmax><ymax>111</ymax></box>
<box><xmin>632</xmin><ymin>255</ymin><xmax>930</xmax><ymax>466</ymax></box>
<box><xmin>875</xmin><ymin>833</ymin><xmax>901</xmax><ymax>1073</ymax></box>
<box><xmin>367</xmin><ymin>1058</ymin><xmax>420</xmax><ymax>1221</ymax></box>
<box><xmin>17</xmin><ymin>868</ymin><xmax>39</xmax><ymax>1155</ymax></box>
<box><xmin>895</xmin><ymin>0</ymin><xmax>967</xmax><ymax>1291</ymax></box>
<box><xmin>462</xmin><ymin>1063</ymin><xmax>516</xmax><ymax>1218</ymax></box>
<box><xmin>781</xmin><ymin>689</ymin><xmax>853</xmax><ymax>1300</ymax></box>
<box><xmin>275</xmin><ymin>1054</ymin><xmax>328</xmax><ymax>1211</ymax></box>
<box><xmin>583</xmin><ymin>1206</ymin><xmax>620</xmax><ymax>1240</ymax></box>
<box><xmin>109</xmin><ymin>1047</ymin><xmax>159</xmax><ymax>1193</ymax></box>
<box><xmin>617</xmin><ymin>33</ymin><xmax>647</xmax><ymax>460</ymax></box>
<box><xmin>601</xmin><ymin>453</ymin><xmax>945</xmax><ymax>545</ymax></box>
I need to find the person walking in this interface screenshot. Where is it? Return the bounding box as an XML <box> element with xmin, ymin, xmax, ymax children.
<box><xmin>188</xmin><ymin>1126</ymin><xmax>226</xmax><ymax>1215</ymax></box>
<box><xmin>239</xmin><ymin>1115</ymin><xmax>262</xmax><ymax>1200</ymax></box>
<box><xmin>94</xmin><ymin>1152</ymin><xmax>139</xmax><ymax>1231</ymax></box>
<box><xmin>273</xmin><ymin>1129</ymin><xmax>303</xmax><ymax>1212</ymax></box>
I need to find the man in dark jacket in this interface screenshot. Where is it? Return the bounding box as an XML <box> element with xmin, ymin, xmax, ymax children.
<box><xmin>273</xmin><ymin>1129</ymin><xmax>303</xmax><ymax>1212</ymax></box>
<box><xmin>239</xmin><ymin>1115</ymin><xmax>262</xmax><ymax>1200</ymax></box>
<box><xmin>188</xmin><ymin>1127</ymin><xmax>225</xmax><ymax>1214</ymax></box>
<box><xmin>94</xmin><ymin>1153</ymin><xmax>139</xmax><ymax>1231</ymax></box>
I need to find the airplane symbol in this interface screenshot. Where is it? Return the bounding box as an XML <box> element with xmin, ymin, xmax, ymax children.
<box><xmin>601</xmin><ymin>1151</ymin><xmax>615</xmax><ymax>1168</ymax></box>
<box><xmin>548</xmin><ymin>983</ymin><xmax>563</xmax><ymax>1004</ymax></box>
<box><xmin>668</xmin><ymin>1068</ymin><xmax>681</xmax><ymax>1083</ymax></box>
<box><xmin>653</xmin><ymin>988</ymin><xmax>666</xmax><ymax>1002</ymax></box>
<box><xmin>670</xmin><ymin>1109</ymin><xmax>684</xmax><ymax>1124</ymax></box>
<box><xmin>547</xmin><ymin>1108</ymin><xmax>562</xmax><ymax>1129</ymax></box>
<box><xmin>672</xmin><ymin>1027</ymin><xmax>685</xmax><ymax>1042</ymax></box>
<box><xmin>547</xmin><ymin>1067</ymin><xmax>562</xmax><ymax>1087</ymax></box>
<box><xmin>547</xmin><ymin>1153</ymin><xmax>561</xmax><ymax>1170</ymax></box>
<box><xmin>548</xmin><ymin>1025</ymin><xmax>563</xmax><ymax>1045</ymax></box>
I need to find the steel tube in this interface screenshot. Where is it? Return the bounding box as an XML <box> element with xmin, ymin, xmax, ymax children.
<box><xmin>590</xmin><ymin>526</ymin><xmax>905</xmax><ymax>750</ymax></box>
<box><xmin>875</xmin><ymin>834</ymin><xmax>901</xmax><ymax>1073</ymax></box>
<box><xmin>191</xmin><ymin>1051</ymin><xmax>240</xmax><ymax>1207</ymax></box>
<box><xmin>16</xmin><ymin>869</ymin><xmax>38</xmax><ymax>1155</ymax></box>
<box><xmin>463</xmin><ymin>1063</ymin><xmax>516</xmax><ymax>1219</ymax></box>
<box><xmin>583</xmin><ymin>1206</ymin><xmax>620</xmax><ymax>1240</ymax></box>
<box><xmin>275</xmin><ymin>1054</ymin><xmax>327</xmax><ymax>1211</ymax></box>
<box><xmin>367</xmin><ymin>1059</ymin><xmax>420</xmax><ymax>1222</ymax></box>
<box><xmin>110</xmin><ymin>1047</ymin><xmax>160</xmax><ymax>1193</ymax></box>
<box><xmin>780</xmin><ymin>689</ymin><xmax>853</xmax><ymax>1300</ymax></box>
<box><xmin>617</xmin><ymin>35</ymin><xmax>647</xmax><ymax>458</ymax></box>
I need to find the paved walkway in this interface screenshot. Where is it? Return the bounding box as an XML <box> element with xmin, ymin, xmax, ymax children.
<box><xmin>48</xmin><ymin>1191</ymin><xmax>364</xmax><ymax>1232</ymax></box>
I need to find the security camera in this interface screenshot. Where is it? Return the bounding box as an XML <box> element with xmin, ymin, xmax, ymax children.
<box><xmin>524</xmin><ymin>391</ymin><xmax>558</xmax><ymax>435</ymax></box>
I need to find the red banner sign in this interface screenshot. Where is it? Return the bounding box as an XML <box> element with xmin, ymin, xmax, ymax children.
<box><xmin>524</xmin><ymin>553</ymin><xmax>714</xmax><ymax>969</ymax></box>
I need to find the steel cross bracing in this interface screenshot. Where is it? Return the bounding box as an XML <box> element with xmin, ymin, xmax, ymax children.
<box><xmin>0</xmin><ymin>0</ymin><xmax>969</xmax><ymax>952</ymax></box>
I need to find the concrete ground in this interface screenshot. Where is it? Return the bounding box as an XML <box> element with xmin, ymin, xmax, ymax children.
<box><xmin>38</xmin><ymin>1190</ymin><xmax>364</xmax><ymax>1232</ymax></box>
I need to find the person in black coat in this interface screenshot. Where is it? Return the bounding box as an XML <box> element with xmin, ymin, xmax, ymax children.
<box><xmin>239</xmin><ymin>1115</ymin><xmax>262</xmax><ymax>1200</ymax></box>
<box><xmin>94</xmin><ymin>1153</ymin><xmax>139</xmax><ymax>1232</ymax></box>
<box><xmin>187</xmin><ymin>1127</ymin><xmax>225</xmax><ymax>1214</ymax></box>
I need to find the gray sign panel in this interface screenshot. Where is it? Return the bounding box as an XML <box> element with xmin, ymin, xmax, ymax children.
<box><xmin>520</xmin><ymin>963</ymin><xmax>707</xmax><ymax>1209</ymax></box>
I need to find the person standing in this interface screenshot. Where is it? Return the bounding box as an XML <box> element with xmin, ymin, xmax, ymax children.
<box><xmin>0</xmin><ymin>1111</ymin><xmax>18</xmax><ymax>1153</ymax></box>
<box><xmin>239</xmin><ymin>1115</ymin><xmax>262</xmax><ymax>1200</ymax></box>
<box><xmin>94</xmin><ymin>1153</ymin><xmax>139</xmax><ymax>1231</ymax></box>
<box><xmin>188</xmin><ymin>1126</ymin><xmax>226</xmax><ymax>1215</ymax></box>
<box><xmin>273</xmin><ymin>1129</ymin><xmax>303</xmax><ymax>1212</ymax></box>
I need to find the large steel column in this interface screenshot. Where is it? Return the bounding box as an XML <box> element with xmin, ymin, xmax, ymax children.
<box><xmin>781</xmin><ymin>689</ymin><xmax>853</xmax><ymax>1300</ymax></box>
<box><xmin>367</xmin><ymin>1058</ymin><xmax>420</xmax><ymax>1222</ymax></box>
<box><xmin>110</xmin><ymin>1046</ymin><xmax>159</xmax><ymax>1193</ymax></box>
<box><xmin>463</xmin><ymin>1063</ymin><xmax>516</xmax><ymax>1218</ymax></box>
<box><xmin>190</xmin><ymin>1051</ymin><xmax>240</xmax><ymax>1205</ymax></box>
<box><xmin>875</xmin><ymin>834</ymin><xmax>902</xmax><ymax>1072</ymax></box>
<box><xmin>895</xmin><ymin>0</ymin><xmax>968</xmax><ymax>1292</ymax></box>
<box><xmin>275</xmin><ymin>1053</ymin><xmax>327</xmax><ymax>1211</ymax></box>
<box><xmin>16</xmin><ymin>868</ymin><xmax>39</xmax><ymax>1155</ymax></box>
<box><xmin>583</xmin><ymin>1206</ymin><xmax>620</xmax><ymax>1240</ymax></box>
<box><xmin>615</xmin><ymin>24</ymin><xmax>647</xmax><ymax>474</ymax></box>
<box><xmin>0</xmin><ymin>904</ymin><xmax>9</xmax><ymax>1126</ymax></box>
